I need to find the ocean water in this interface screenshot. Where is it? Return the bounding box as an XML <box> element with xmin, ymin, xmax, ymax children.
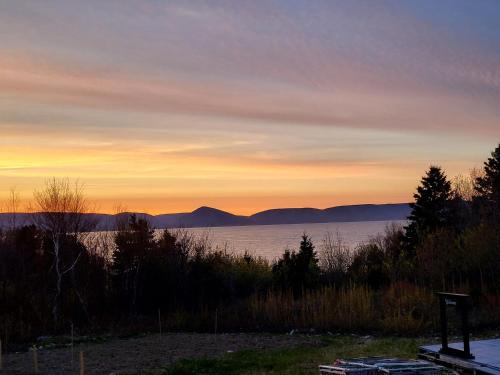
<box><xmin>180</xmin><ymin>220</ymin><xmax>406</xmax><ymax>261</ymax></box>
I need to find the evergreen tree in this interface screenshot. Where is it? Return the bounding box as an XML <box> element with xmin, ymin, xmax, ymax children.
<box><xmin>404</xmin><ymin>166</ymin><xmax>452</xmax><ymax>250</ymax></box>
<box><xmin>475</xmin><ymin>144</ymin><xmax>500</xmax><ymax>218</ymax></box>
<box><xmin>294</xmin><ymin>234</ymin><xmax>320</xmax><ymax>290</ymax></box>
<box><xmin>112</xmin><ymin>215</ymin><xmax>157</xmax><ymax>313</ymax></box>
<box><xmin>271</xmin><ymin>249</ymin><xmax>294</xmax><ymax>290</ymax></box>
<box><xmin>272</xmin><ymin>234</ymin><xmax>320</xmax><ymax>294</ymax></box>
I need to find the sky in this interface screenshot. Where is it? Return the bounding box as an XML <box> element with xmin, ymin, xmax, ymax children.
<box><xmin>1</xmin><ymin>0</ymin><xmax>499</xmax><ymax>215</ymax></box>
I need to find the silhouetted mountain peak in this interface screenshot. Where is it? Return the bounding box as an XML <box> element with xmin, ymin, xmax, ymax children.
<box><xmin>192</xmin><ymin>206</ymin><xmax>226</xmax><ymax>215</ymax></box>
<box><xmin>0</xmin><ymin>203</ymin><xmax>410</xmax><ymax>230</ymax></box>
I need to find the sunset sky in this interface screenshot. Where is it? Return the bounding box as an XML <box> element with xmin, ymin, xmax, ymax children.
<box><xmin>1</xmin><ymin>0</ymin><xmax>499</xmax><ymax>214</ymax></box>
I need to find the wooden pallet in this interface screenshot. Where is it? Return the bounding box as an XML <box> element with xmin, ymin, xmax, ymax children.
<box><xmin>320</xmin><ymin>357</ymin><xmax>445</xmax><ymax>375</ymax></box>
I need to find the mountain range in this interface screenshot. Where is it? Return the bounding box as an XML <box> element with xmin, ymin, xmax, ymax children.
<box><xmin>0</xmin><ymin>203</ymin><xmax>410</xmax><ymax>230</ymax></box>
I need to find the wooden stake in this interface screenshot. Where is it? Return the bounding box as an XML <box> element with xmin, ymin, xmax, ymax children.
<box><xmin>79</xmin><ymin>351</ymin><xmax>84</xmax><ymax>375</ymax></box>
<box><xmin>71</xmin><ymin>323</ymin><xmax>74</xmax><ymax>369</ymax></box>
<box><xmin>214</xmin><ymin>308</ymin><xmax>218</xmax><ymax>336</ymax></box>
<box><xmin>32</xmin><ymin>346</ymin><xmax>38</xmax><ymax>373</ymax></box>
<box><xmin>158</xmin><ymin>308</ymin><xmax>162</xmax><ymax>340</ymax></box>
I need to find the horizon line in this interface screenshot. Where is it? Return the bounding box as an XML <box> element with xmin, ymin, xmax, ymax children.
<box><xmin>0</xmin><ymin>201</ymin><xmax>411</xmax><ymax>218</ymax></box>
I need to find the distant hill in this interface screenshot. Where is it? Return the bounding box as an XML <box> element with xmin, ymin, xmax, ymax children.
<box><xmin>250</xmin><ymin>208</ymin><xmax>326</xmax><ymax>225</ymax></box>
<box><xmin>249</xmin><ymin>204</ymin><xmax>410</xmax><ymax>225</ymax></box>
<box><xmin>322</xmin><ymin>204</ymin><xmax>412</xmax><ymax>222</ymax></box>
<box><xmin>0</xmin><ymin>203</ymin><xmax>410</xmax><ymax>230</ymax></box>
<box><xmin>155</xmin><ymin>206</ymin><xmax>250</xmax><ymax>228</ymax></box>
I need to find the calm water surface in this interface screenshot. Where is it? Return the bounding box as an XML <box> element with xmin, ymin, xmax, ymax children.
<box><xmin>181</xmin><ymin>220</ymin><xmax>405</xmax><ymax>261</ymax></box>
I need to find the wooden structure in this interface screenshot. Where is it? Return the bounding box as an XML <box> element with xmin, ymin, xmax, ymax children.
<box><xmin>419</xmin><ymin>340</ymin><xmax>500</xmax><ymax>375</ymax></box>
<box><xmin>418</xmin><ymin>292</ymin><xmax>500</xmax><ymax>375</ymax></box>
<box><xmin>437</xmin><ymin>292</ymin><xmax>474</xmax><ymax>359</ymax></box>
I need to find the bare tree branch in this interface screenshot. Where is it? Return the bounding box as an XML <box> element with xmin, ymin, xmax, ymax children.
<box><xmin>30</xmin><ymin>178</ymin><xmax>97</xmax><ymax>325</ymax></box>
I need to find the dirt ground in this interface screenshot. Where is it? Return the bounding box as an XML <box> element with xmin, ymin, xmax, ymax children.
<box><xmin>1</xmin><ymin>332</ymin><xmax>323</xmax><ymax>374</ymax></box>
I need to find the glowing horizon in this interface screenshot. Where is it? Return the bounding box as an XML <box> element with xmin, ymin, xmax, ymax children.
<box><xmin>1</xmin><ymin>1</ymin><xmax>499</xmax><ymax>215</ymax></box>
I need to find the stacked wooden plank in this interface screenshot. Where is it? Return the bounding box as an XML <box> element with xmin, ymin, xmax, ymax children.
<box><xmin>320</xmin><ymin>357</ymin><xmax>445</xmax><ymax>375</ymax></box>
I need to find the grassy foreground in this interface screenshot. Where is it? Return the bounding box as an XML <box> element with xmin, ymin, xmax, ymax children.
<box><xmin>158</xmin><ymin>335</ymin><xmax>432</xmax><ymax>375</ymax></box>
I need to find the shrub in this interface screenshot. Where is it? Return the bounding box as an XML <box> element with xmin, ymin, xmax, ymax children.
<box><xmin>349</xmin><ymin>243</ymin><xmax>390</xmax><ymax>289</ymax></box>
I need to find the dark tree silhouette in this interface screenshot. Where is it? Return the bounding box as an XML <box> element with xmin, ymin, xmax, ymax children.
<box><xmin>272</xmin><ymin>234</ymin><xmax>320</xmax><ymax>294</ymax></box>
<box><xmin>475</xmin><ymin>144</ymin><xmax>500</xmax><ymax>219</ymax></box>
<box><xmin>349</xmin><ymin>243</ymin><xmax>389</xmax><ymax>288</ymax></box>
<box><xmin>112</xmin><ymin>215</ymin><xmax>157</xmax><ymax>314</ymax></box>
<box><xmin>31</xmin><ymin>178</ymin><xmax>96</xmax><ymax>325</ymax></box>
<box><xmin>404</xmin><ymin>166</ymin><xmax>452</xmax><ymax>251</ymax></box>
<box><xmin>295</xmin><ymin>234</ymin><xmax>320</xmax><ymax>290</ymax></box>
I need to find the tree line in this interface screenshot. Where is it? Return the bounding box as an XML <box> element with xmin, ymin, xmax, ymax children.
<box><xmin>268</xmin><ymin>144</ymin><xmax>500</xmax><ymax>294</ymax></box>
<box><xmin>0</xmin><ymin>144</ymin><xmax>499</xmax><ymax>346</ymax></box>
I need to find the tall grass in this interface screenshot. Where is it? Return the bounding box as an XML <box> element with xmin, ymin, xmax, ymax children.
<box><xmin>160</xmin><ymin>283</ymin><xmax>439</xmax><ymax>335</ymax></box>
<box><xmin>379</xmin><ymin>282</ymin><xmax>436</xmax><ymax>334</ymax></box>
<box><xmin>246</xmin><ymin>286</ymin><xmax>374</xmax><ymax>331</ymax></box>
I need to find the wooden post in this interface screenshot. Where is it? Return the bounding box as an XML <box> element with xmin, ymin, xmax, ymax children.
<box><xmin>462</xmin><ymin>298</ymin><xmax>471</xmax><ymax>357</ymax></box>
<box><xmin>32</xmin><ymin>346</ymin><xmax>38</xmax><ymax>373</ymax></box>
<box><xmin>79</xmin><ymin>351</ymin><xmax>84</xmax><ymax>375</ymax></box>
<box><xmin>158</xmin><ymin>309</ymin><xmax>162</xmax><ymax>340</ymax></box>
<box><xmin>439</xmin><ymin>294</ymin><xmax>448</xmax><ymax>351</ymax></box>
<box><xmin>437</xmin><ymin>292</ymin><xmax>474</xmax><ymax>359</ymax></box>
<box><xmin>214</xmin><ymin>308</ymin><xmax>218</xmax><ymax>336</ymax></box>
<box><xmin>71</xmin><ymin>323</ymin><xmax>74</xmax><ymax>369</ymax></box>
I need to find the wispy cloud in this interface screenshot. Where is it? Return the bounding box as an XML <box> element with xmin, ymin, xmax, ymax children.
<box><xmin>0</xmin><ymin>0</ymin><xmax>498</xmax><ymax>213</ymax></box>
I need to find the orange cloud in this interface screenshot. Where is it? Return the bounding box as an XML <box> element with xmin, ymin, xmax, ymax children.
<box><xmin>1</xmin><ymin>1</ymin><xmax>498</xmax><ymax>214</ymax></box>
